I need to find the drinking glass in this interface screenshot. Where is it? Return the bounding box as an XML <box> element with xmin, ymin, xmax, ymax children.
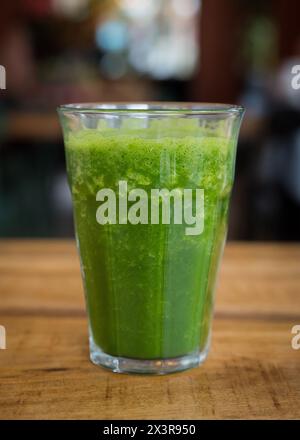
<box><xmin>58</xmin><ymin>103</ymin><xmax>244</xmax><ymax>374</ymax></box>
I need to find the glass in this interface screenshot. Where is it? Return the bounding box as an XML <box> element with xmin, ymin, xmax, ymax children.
<box><xmin>58</xmin><ymin>103</ymin><xmax>244</xmax><ymax>374</ymax></box>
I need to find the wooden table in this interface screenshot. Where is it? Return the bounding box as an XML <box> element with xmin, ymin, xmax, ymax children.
<box><xmin>0</xmin><ymin>241</ymin><xmax>299</xmax><ymax>420</ymax></box>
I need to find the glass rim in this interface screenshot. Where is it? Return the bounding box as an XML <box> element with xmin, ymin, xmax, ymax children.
<box><xmin>58</xmin><ymin>102</ymin><xmax>244</xmax><ymax>116</ymax></box>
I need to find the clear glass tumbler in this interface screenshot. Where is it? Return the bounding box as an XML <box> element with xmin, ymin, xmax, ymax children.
<box><xmin>58</xmin><ymin>103</ymin><xmax>244</xmax><ymax>374</ymax></box>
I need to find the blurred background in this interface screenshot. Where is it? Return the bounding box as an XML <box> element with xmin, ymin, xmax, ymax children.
<box><xmin>0</xmin><ymin>0</ymin><xmax>300</xmax><ymax>240</ymax></box>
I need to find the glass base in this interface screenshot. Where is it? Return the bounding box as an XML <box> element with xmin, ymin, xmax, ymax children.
<box><xmin>89</xmin><ymin>338</ymin><xmax>210</xmax><ymax>375</ymax></box>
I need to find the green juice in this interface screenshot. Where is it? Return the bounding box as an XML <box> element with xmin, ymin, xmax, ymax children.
<box><xmin>65</xmin><ymin>125</ymin><xmax>235</xmax><ymax>360</ymax></box>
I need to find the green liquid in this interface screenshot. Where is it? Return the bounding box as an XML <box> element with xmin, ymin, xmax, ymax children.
<box><xmin>66</xmin><ymin>127</ymin><xmax>235</xmax><ymax>359</ymax></box>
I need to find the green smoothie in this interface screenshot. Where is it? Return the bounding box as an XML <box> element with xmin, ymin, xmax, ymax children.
<box><xmin>65</xmin><ymin>123</ymin><xmax>235</xmax><ymax>360</ymax></box>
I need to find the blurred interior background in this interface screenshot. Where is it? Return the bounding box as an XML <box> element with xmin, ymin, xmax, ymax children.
<box><xmin>0</xmin><ymin>0</ymin><xmax>300</xmax><ymax>240</ymax></box>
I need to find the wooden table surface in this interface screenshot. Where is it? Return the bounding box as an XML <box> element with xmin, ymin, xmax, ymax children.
<box><xmin>0</xmin><ymin>240</ymin><xmax>299</xmax><ymax>420</ymax></box>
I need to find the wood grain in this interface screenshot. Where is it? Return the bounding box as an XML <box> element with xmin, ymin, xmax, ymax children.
<box><xmin>0</xmin><ymin>240</ymin><xmax>299</xmax><ymax>419</ymax></box>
